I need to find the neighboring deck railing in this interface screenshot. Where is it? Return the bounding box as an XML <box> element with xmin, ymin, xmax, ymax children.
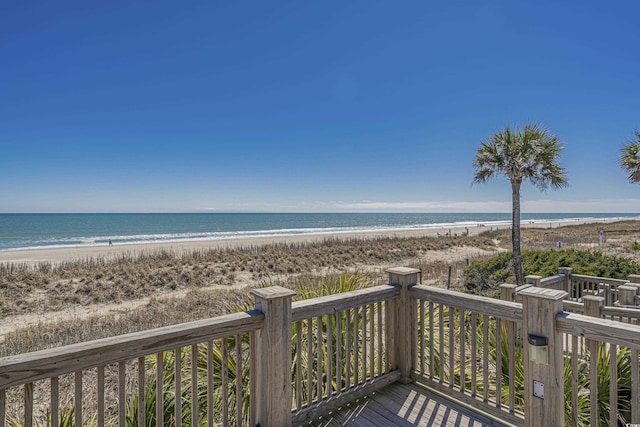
<box><xmin>523</xmin><ymin>268</ymin><xmax>640</xmax><ymax>308</ymax></box>
<box><xmin>1</xmin><ymin>267</ymin><xmax>639</xmax><ymax>426</ymax></box>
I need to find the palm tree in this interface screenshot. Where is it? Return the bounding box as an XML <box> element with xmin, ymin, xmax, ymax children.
<box><xmin>473</xmin><ymin>123</ymin><xmax>568</xmax><ymax>286</ymax></box>
<box><xmin>619</xmin><ymin>130</ymin><xmax>640</xmax><ymax>183</ymax></box>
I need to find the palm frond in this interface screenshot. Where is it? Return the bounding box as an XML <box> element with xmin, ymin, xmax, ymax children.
<box><xmin>620</xmin><ymin>131</ymin><xmax>640</xmax><ymax>183</ymax></box>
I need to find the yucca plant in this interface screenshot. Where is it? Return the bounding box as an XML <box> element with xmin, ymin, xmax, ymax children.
<box><xmin>126</xmin><ymin>336</ymin><xmax>252</xmax><ymax>426</ymax></box>
<box><xmin>124</xmin><ymin>273</ymin><xmax>374</xmax><ymax>424</ymax></box>
<box><xmin>292</xmin><ymin>273</ymin><xmax>376</xmax><ymax>405</ymax></box>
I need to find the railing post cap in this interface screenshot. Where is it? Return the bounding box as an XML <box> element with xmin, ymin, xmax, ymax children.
<box><xmin>525</xmin><ymin>275</ymin><xmax>542</xmax><ymax>280</ymax></box>
<box><xmin>558</xmin><ymin>266</ymin><xmax>572</xmax><ymax>273</ymax></box>
<box><xmin>498</xmin><ymin>283</ymin><xmax>517</xmax><ymax>289</ymax></box>
<box><xmin>386</xmin><ymin>267</ymin><xmax>421</xmax><ymax>275</ymax></box>
<box><xmin>518</xmin><ymin>287</ymin><xmax>567</xmax><ymax>301</ymax></box>
<box><xmin>582</xmin><ymin>295</ymin><xmax>605</xmax><ymax>303</ymax></box>
<box><xmin>250</xmin><ymin>286</ymin><xmax>297</xmax><ymax>300</ymax></box>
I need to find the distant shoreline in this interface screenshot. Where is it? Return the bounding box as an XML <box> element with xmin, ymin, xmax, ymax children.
<box><xmin>0</xmin><ymin>217</ymin><xmax>630</xmax><ymax>265</ymax></box>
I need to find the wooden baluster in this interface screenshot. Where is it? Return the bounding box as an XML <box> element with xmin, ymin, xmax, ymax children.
<box><xmin>175</xmin><ymin>349</ymin><xmax>182</xmax><ymax>427</ymax></box>
<box><xmin>249</xmin><ymin>331</ymin><xmax>256</xmax><ymax>427</ymax></box>
<box><xmin>448</xmin><ymin>307</ymin><xmax>454</xmax><ymax>388</ymax></box>
<box><xmin>610</xmin><ymin>344</ymin><xmax>618</xmax><ymax>426</ymax></box>
<box><xmin>98</xmin><ymin>366</ymin><xmax>105</xmax><ymax>427</ymax></box>
<box><xmin>377</xmin><ymin>301</ymin><xmax>383</xmax><ymax>375</ymax></box>
<box><xmin>495</xmin><ymin>318</ymin><xmax>502</xmax><ymax>408</ymax></box>
<box><xmin>482</xmin><ymin>314</ymin><xmax>489</xmax><ymax>402</ymax></box>
<box><xmin>156</xmin><ymin>352</ymin><xmax>163</xmax><ymax>427</ymax></box>
<box><xmin>317</xmin><ymin>316</ymin><xmax>323</xmax><ymax>399</ymax></box>
<box><xmin>420</xmin><ymin>300</ymin><xmax>425</xmax><ymax>375</ymax></box>
<box><xmin>307</xmin><ymin>318</ymin><xmax>314</xmax><ymax>401</ymax></box>
<box><xmin>460</xmin><ymin>309</ymin><xmax>466</xmax><ymax>391</ymax></box>
<box><xmin>138</xmin><ymin>358</ymin><xmax>145</xmax><ymax>427</ymax></box>
<box><xmin>222</xmin><ymin>338</ymin><xmax>228</xmax><ymax>427</ymax></box>
<box><xmin>345</xmin><ymin>310</ymin><xmax>351</xmax><ymax>390</ymax></box>
<box><xmin>191</xmin><ymin>344</ymin><xmax>197</xmax><ymax>427</ymax></box>
<box><xmin>508</xmin><ymin>318</ymin><xmax>515</xmax><ymax>413</ymax></box>
<box><xmin>295</xmin><ymin>321</ymin><xmax>302</xmax><ymax>409</ymax></box>
<box><xmin>336</xmin><ymin>313</ymin><xmax>343</xmax><ymax>392</ymax></box>
<box><xmin>236</xmin><ymin>335</ymin><xmax>242</xmax><ymax>426</ymax></box>
<box><xmin>0</xmin><ymin>389</ymin><xmax>5</xmax><ymax>427</ymax></box>
<box><xmin>327</xmin><ymin>313</ymin><xmax>334</xmax><ymax>395</ymax></box>
<box><xmin>119</xmin><ymin>361</ymin><xmax>126</xmax><ymax>427</ymax></box>
<box><xmin>369</xmin><ymin>303</ymin><xmax>374</xmax><ymax>380</ymax></box>
<box><xmin>470</xmin><ymin>312</ymin><xmax>477</xmax><ymax>398</ymax></box>
<box><xmin>354</xmin><ymin>308</ymin><xmax>359</xmax><ymax>386</ymax></box>
<box><xmin>207</xmin><ymin>341</ymin><xmax>214</xmax><ymax>427</ymax></box>
<box><xmin>362</xmin><ymin>306</ymin><xmax>367</xmax><ymax>382</ymax></box>
<box><xmin>439</xmin><ymin>303</ymin><xmax>444</xmax><ymax>384</ymax></box>
<box><xmin>74</xmin><ymin>372</ymin><xmax>82</xmax><ymax>427</ymax></box>
<box><xmin>50</xmin><ymin>377</ymin><xmax>59</xmax><ymax>427</ymax></box>
<box><xmin>25</xmin><ymin>382</ymin><xmax>33</xmax><ymax>427</ymax></box>
<box><xmin>571</xmin><ymin>335</ymin><xmax>578</xmax><ymax>427</ymax></box>
<box><xmin>429</xmin><ymin>301</ymin><xmax>434</xmax><ymax>379</ymax></box>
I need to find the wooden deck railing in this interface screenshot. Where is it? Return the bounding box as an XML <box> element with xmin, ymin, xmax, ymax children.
<box><xmin>527</xmin><ymin>267</ymin><xmax>640</xmax><ymax>308</ymax></box>
<box><xmin>410</xmin><ymin>285</ymin><xmax>525</xmax><ymax>426</ymax></box>
<box><xmin>1</xmin><ymin>266</ymin><xmax>640</xmax><ymax>427</ymax></box>
<box><xmin>289</xmin><ymin>285</ymin><xmax>400</xmax><ymax>424</ymax></box>
<box><xmin>0</xmin><ymin>310</ymin><xmax>263</xmax><ymax>426</ymax></box>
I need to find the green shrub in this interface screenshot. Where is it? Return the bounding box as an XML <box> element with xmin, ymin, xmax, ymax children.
<box><xmin>464</xmin><ymin>249</ymin><xmax>640</xmax><ymax>294</ymax></box>
<box><xmin>631</xmin><ymin>241</ymin><xmax>640</xmax><ymax>251</ymax></box>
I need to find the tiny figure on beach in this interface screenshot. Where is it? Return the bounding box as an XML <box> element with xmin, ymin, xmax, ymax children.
<box><xmin>108</xmin><ymin>239</ymin><xmax>113</xmax><ymax>246</ymax></box>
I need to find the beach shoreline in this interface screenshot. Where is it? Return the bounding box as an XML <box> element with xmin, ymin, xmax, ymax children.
<box><xmin>0</xmin><ymin>217</ymin><xmax>626</xmax><ymax>265</ymax></box>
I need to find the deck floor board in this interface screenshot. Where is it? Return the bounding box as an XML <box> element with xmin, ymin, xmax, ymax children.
<box><xmin>299</xmin><ymin>382</ymin><xmax>512</xmax><ymax>426</ymax></box>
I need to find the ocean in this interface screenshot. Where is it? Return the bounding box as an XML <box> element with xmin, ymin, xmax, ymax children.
<box><xmin>0</xmin><ymin>212</ymin><xmax>638</xmax><ymax>251</ymax></box>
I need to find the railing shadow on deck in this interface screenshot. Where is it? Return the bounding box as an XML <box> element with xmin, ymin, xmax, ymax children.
<box><xmin>1</xmin><ymin>267</ymin><xmax>639</xmax><ymax>426</ymax></box>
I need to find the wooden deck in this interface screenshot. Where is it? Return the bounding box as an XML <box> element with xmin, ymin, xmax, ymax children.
<box><xmin>301</xmin><ymin>382</ymin><xmax>513</xmax><ymax>427</ymax></box>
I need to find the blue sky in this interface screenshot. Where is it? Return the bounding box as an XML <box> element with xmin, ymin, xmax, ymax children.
<box><xmin>1</xmin><ymin>1</ymin><xmax>639</xmax><ymax>213</ymax></box>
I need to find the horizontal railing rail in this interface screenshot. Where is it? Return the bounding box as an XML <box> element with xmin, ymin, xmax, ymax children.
<box><xmin>291</xmin><ymin>286</ymin><xmax>399</xmax><ymax>322</ymax></box>
<box><xmin>557</xmin><ymin>312</ymin><xmax>640</xmax><ymax>350</ymax></box>
<box><xmin>570</xmin><ymin>273</ymin><xmax>628</xmax><ymax>287</ymax></box>
<box><xmin>410</xmin><ymin>285</ymin><xmax>523</xmax><ymax>321</ymax></box>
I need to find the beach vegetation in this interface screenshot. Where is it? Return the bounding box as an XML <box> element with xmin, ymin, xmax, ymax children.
<box><xmin>473</xmin><ymin>123</ymin><xmax>568</xmax><ymax>287</ymax></box>
<box><xmin>620</xmin><ymin>130</ymin><xmax>640</xmax><ymax>183</ymax></box>
<box><xmin>464</xmin><ymin>249</ymin><xmax>640</xmax><ymax>295</ymax></box>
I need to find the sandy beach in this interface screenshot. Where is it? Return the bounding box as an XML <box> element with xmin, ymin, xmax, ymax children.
<box><xmin>0</xmin><ymin>217</ymin><xmax>620</xmax><ymax>265</ymax></box>
<box><xmin>1</xmin><ymin>216</ymin><xmax>639</xmax><ymax>357</ymax></box>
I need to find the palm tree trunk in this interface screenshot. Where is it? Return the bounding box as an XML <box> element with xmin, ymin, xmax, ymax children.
<box><xmin>511</xmin><ymin>180</ymin><xmax>523</xmax><ymax>286</ymax></box>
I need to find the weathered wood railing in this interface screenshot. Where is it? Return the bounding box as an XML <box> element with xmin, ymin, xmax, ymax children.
<box><xmin>2</xmin><ymin>267</ymin><xmax>640</xmax><ymax>427</ymax></box>
<box><xmin>557</xmin><ymin>297</ymin><xmax>640</xmax><ymax>426</ymax></box>
<box><xmin>410</xmin><ymin>285</ymin><xmax>525</xmax><ymax>425</ymax></box>
<box><xmin>526</xmin><ymin>268</ymin><xmax>640</xmax><ymax>308</ymax></box>
<box><xmin>0</xmin><ymin>310</ymin><xmax>263</xmax><ymax>426</ymax></box>
<box><xmin>290</xmin><ymin>285</ymin><xmax>399</xmax><ymax>424</ymax></box>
